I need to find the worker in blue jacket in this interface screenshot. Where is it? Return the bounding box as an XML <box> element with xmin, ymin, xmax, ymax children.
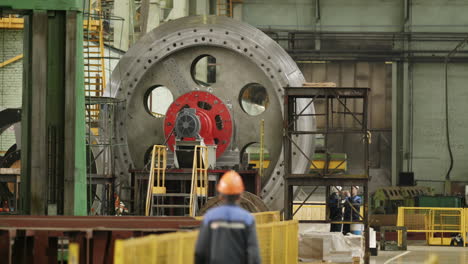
<box><xmin>343</xmin><ymin>186</ymin><xmax>361</xmax><ymax>235</ymax></box>
<box><xmin>329</xmin><ymin>186</ymin><xmax>344</xmax><ymax>232</ymax></box>
<box><xmin>195</xmin><ymin>170</ymin><xmax>261</xmax><ymax>264</ymax></box>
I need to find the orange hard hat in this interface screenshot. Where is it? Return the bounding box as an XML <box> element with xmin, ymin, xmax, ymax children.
<box><xmin>217</xmin><ymin>170</ymin><xmax>245</xmax><ymax>195</ymax></box>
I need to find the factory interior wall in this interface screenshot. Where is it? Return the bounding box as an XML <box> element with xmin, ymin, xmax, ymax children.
<box><xmin>0</xmin><ymin>29</ymin><xmax>23</xmax><ymax>152</ymax></box>
<box><xmin>241</xmin><ymin>0</ymin><xmax>468</xmax><ymax>194</ymax></box>
<box><xmin>299</xmin><ymin>62</ymin><xmax>392</xmax><ymax>193</ymax></box>
<box><xmin>410</xmin><ymin>63</ymin><xmax>468</xmax><ymax>193</ymax></box>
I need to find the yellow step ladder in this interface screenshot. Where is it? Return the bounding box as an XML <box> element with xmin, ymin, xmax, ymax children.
<box><xmin>189</xmin><ymin>145</ymin><xmax>209</xmax><ymax>217</ymax></box>
<box><xmin>145</xmin><ymin>145</ymin><xmax>167</xmax><ymax>216</ymax></box>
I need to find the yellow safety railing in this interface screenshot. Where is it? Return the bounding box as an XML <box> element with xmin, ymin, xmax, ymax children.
<box><xmin>114</xmin><ymin>231</ymin><xmax>199</xmax><ymax>264</ymax></box>
<box><xmin>0</xmin><ymin>15</ymin><xmax>24</xmax><ymax>29</ymax></box>
<box><xmin>114</xmin><ymin>220</ymin><xmax>298</xmax><ymax>264</ymax></box>
<box><xmin>189</xmin><ymin>145</ymin><xmax>209</xmax><ymax>217</ymax></box>
<box><xmin>257</xmin><ymin>220</ymin><xmax>299</xmax><ymax>264</ymax></box>
<box><xmin>195</xmin><ymin>210</ymin><xmax>281</xmax><ymax>224</ymax></box>
<box><xmin>466</xmin><ymin>208</ymin><xmax>468</xmax><ymax>239</ymax></box>
<box><xmin>397</xmin><ymin>207</ymin><xmax>466</xmax><ymax>247</ymax></box>
<box><xmin>254</xmin><ymin>211</ymin><xmax>281</xmax><ymax>224</ymax></box>
<box><xmin>292</xmin><ymin>204</ymin><xmax>364</xmax><ymax>221</ymax></box>
<box><xmin>145</xmin><ymin>145</ymin><xmax>167</xmax><ymax>216</ymax></box>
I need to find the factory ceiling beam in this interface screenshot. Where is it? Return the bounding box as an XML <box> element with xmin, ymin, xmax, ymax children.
<box><xmin>1</xmin><ymin>0</ymin><xmax>87</xmax><ymax>215</ymax></box>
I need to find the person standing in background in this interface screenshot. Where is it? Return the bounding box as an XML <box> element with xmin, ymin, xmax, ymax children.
<box><xmin>343</xmin><ymin>186</ymin><xmax>361</xmax><ymax>235</ymax></box>
<box><xmin>329</xmin><ymin>186</ymin><xmax>344</xmax><ymax>232</ymax></box>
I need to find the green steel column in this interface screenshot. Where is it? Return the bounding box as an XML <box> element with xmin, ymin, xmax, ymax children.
<box><xmin>10</xmin><ymin>0</ymin><xmax>86</xmax><ymax>215</ymax></box>
<box><xmin>72</xmin><ymin>11</ymin><xmax>87</xmax><ymax>215</ymax></box>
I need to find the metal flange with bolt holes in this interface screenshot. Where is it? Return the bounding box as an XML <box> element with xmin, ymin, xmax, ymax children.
<box><xmin>105</xmin><ymin>16</ymin><xmax>315</xmax><ymax>210</ymax></box>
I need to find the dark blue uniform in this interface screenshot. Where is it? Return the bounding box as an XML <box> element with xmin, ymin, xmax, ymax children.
<box><xmin>343</xmin><ymin>195</ymin><xmax>361</xmax><ymax>235</ymax></box>
<box><xmin>195</xmin><ymin>204</ymin><xmax>261</xmax><ymax>264</ymax></box>
<box><xmin>329</xmin><ymin>192</ymin><xmax>343</xmax><ymax>232</ymax></box>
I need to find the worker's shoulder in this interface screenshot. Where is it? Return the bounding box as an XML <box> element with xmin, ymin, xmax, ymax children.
<box><xmin>204</xmin><ymin>205</ymin><xmax>254</xmax><ymax>225</ymax></box>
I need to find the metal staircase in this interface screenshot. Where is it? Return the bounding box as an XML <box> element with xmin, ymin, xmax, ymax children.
<box><xmin>84</xmin><ymin>0</ymin><xmax>107</xmax><ymax>122</ymax></box>
<box><xmin>145</xmin><ymin>145</ymin><xmax>211</xmax><ymax>216</ymax></box>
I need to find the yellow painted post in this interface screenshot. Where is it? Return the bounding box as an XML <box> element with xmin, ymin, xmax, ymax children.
<box><xmin>259</xmin><ymin>119</ymin><xmax>265</xmax><ymax>178</ymax></box>
<box><xmin>145</xmin><ymin>145</ymin><xmax>156</xmax><ymax>216</ymax></box>
<box><xmin>113</xmin><ymin>240</ymin><xmax>124</xmax><ymax>264</ymax></box>
<box><xmin>397</xmin><ymin>207</ymin><xmax>403</xmax><ymax>247</ymax></box>
<box><xmin>190</xmin><ymin>146</ymin><xmax>198</xmax><ymax>216</ymax></box>
<box><xmin>204</xmin><ymin>147</ymin><xmax>208</xmax><ymax>197</ymax></box>
<box><xmin>68</xmin><ymin>243</ymin><xmax>79</xmax><ymax>264</ymax></box>
<box><xmin>463</xmin><ymin>208</ymin><xmax>467</xmax><ymax>248</ymax></box>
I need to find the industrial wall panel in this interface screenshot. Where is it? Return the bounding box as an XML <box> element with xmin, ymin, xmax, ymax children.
<box><xmin>299</xmin><ymin>62</ymin><xmax>392</xmax><ymax>129</ymax></box>
<box><xmin>242</xmin><ymin>0</ymin><xmax>316</xmax><ymax>29</ymax></box>
<box><xmin>411</xmin><ymin>0</ymin><xmax>468</xmax><ymax>32</ymax></box>
<box><xmin>320</xmin><ymin>0</ymin><xmax>403</xmax><ymax>32</ymax></box>
<box><xmin>411</xmin><ymin>63</ymin><xmax>468</xmax><ymax>191</ymax></box>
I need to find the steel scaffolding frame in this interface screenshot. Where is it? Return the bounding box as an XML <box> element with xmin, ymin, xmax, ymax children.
<box><xmin>283</xmin><ymin>86</ymin><xmax>371</xmax><ymax>264</ymax></box>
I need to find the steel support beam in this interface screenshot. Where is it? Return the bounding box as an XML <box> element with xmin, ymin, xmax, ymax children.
<box><xmin>64</xmin><ymin>11</ymin><xmax>87</xmax><ymax>216</ymax></box>
<box><xmin>24</xmin><ymin>10</ymin><xmax>49</xmax><ymax>215</ymax></box>
<box><xmin>14</xmin><ymin>4</ymin><xmax>86</xmax><ymax>215</ymax></box>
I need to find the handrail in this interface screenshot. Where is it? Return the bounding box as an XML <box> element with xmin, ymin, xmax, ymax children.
<box><xmin>189</xmin><ymin>145</ymin><xmax>208</xmax><ymax>217</ymax></box>
<box><xmin>145</xmin><ymin>145</ymin><xmax>167</xmax><ymax>216</ymax></box>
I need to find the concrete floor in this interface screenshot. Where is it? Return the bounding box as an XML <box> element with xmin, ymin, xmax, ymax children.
<box><xmin>371</xmin><ymin>242</ymin><xmax>468</xmax><ymax>264</ymax></box>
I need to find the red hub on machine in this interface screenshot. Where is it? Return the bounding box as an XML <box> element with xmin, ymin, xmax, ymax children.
<box><xmin>164</xmin><ymin>91</ymin><xmax>233</xmax><ymax>158</ymax></box>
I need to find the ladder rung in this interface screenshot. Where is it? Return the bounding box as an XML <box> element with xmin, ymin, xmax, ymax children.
<box><xmin>153</xmin><ymin>205</ymin><xmax>190</xmax><ymax>208</ymax></box>
<box><xmin>85</xmin><ymin>70</ymin><xmax>102</xmax><ymax>73</ymax></box>
<box><xmin>85</xmin><ymin>57</ymin><xmax>103</xmax><ymax>60</ymax></box>
<box><xmin>85</xmin><ymin>82</ymin><xmax>102</xmax><ymax>85</ymax></box>
<box><xmin>153</xmin><ymin>193</ymin><xmax>190</xmax><ymax>197</ymax></box>
<box><xmin>86</xmin><ymin>76</ymin><xmax>103</xmax><ymax>79</ymax></box>
<box><xmin>84</xmin><ymin>64</ymin><xmax>101</xmax><ymax>66</ymax></box>
<box><xmin>85</xmin><ymin>51</ymin><xmax>101</xmax><ymax>54</ymax></box>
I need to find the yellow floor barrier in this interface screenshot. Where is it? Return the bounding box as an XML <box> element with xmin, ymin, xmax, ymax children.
<box><xmin>196</xmin><ymin>211</ymin><xmax>281</xmax><ymax>224</ymax></box>
<box><xmin>257</xmin><ymin>220</ymin><xmax>299</xmax><ymax>264</ymax></box>
<box><xmin>114</xmin><ymin>218</ymin><xmax>298</xmax><ymax>264</ymax></box>
<box><xmin>397</xmin><ymin>206</ymin><xmax>466</xmax><ymax>247</ymax></box>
